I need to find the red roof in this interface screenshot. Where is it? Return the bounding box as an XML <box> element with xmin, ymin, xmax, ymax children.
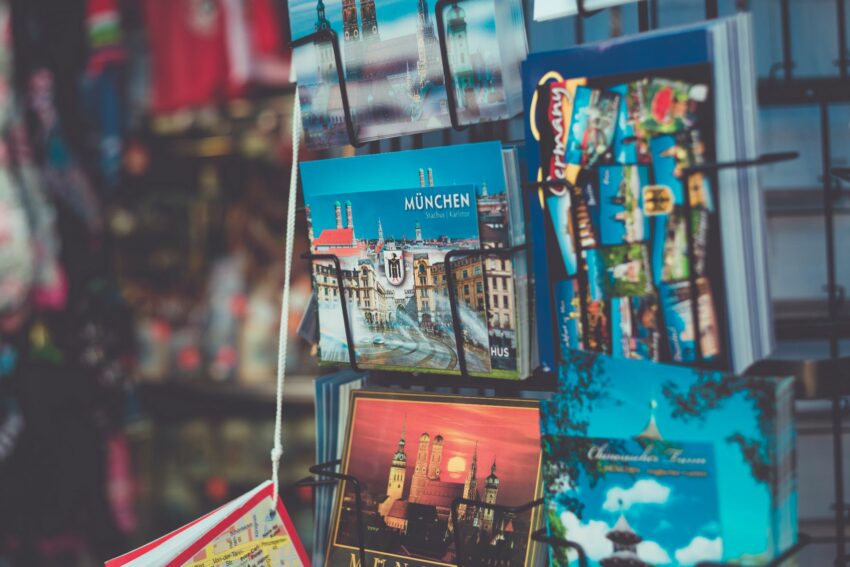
<box><xmin>325</xmin><ymin>248</ymin><xmax>363</xmax><ymax>258</ymax></box>
<box><xmin>313</xmin><ymin>228</ymin><xmax>354</xmax><ymax>247</ymax></box>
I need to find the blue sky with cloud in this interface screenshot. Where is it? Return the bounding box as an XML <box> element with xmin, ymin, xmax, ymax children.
<box><xmin>542</xmin><ymin>354</ymin><xmax>790</xmax><ymax>562</ymax></box>
<box><xmin>550</xmin><ymin>438</ymin><xmax>723</xmax><ymax>566</ymax></box>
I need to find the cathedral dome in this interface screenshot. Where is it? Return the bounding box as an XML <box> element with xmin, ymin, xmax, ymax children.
<box><xmin>434</xmin><ymin>435</ymin><xmax>444</xmax><ymax>443</ymax></box>
<box><xmin>420</xmin><ymin>432</ymin><xmax>430</xmax><ymax>442</ymax></box>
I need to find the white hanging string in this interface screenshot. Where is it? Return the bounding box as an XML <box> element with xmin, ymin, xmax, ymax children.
<box><xmin>271</xmin><ymin>91</ymin><xmax>302</xmax><ymax>506</ymax></box>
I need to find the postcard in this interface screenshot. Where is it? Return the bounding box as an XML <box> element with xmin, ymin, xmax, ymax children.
<box><xmin>542</xmin><ymin>434</ymin><xmax>722</xmax><ymax>567</ymax></box>
<box><xmin>565</xmin><ymin>87</ymin><xmax>620</xmax><ymax>169</ymax></box>
<box><xmin>541</xmin><ymin>351</ymin><xmax>797</xmax><ymax>563</ymax></box>
<box><xmin>536</xmin><ymin>73</ymin><xmax>726</xmax><ymax>369</ymax></box>
<box><xmin>307</xmin><ymin>184</ymin><xmax>493</xmax><ymax>374</ymax></box>
<box><xmin>290</xmin><ymin>0</ymin><xmax>525</xmax><ymax>147</ymax></box>
<box><xmin>533</xmin><ymin>0</ymin><xmax>639</xmax><ymax>22</ymax></box>
<box><xmin>301</xmin><ymin>142</ymin><xmax>527</xmax><ymax>378</ymax></box>
<box><xmin>326</xmin><ymin>390</ymin><xmax>544</xmax><ymax>567</ymax></box>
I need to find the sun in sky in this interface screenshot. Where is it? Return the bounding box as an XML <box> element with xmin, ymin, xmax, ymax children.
<box><xmin>446</xmin><ymin>456</ymin><xmax>466</xmax><ymax>480</ymax></box>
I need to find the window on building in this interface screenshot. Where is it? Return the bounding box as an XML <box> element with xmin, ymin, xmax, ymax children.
<box><xmin>463</xmin><ymin>284</ymin><xmax>470</xmax><ymax>295</ymax></box>
<box><xmin>462</xmin><ymin>269</ymin><xmax>468</xmax><ymax>279</ymax></box>
<box><xmin>474</xmin><ymin>266</ymin><xmax>481</xmax><ymax>275</ymax></box>
<box><xmin>476</xmin><ymin>282</ymin><xmax>483</xmax><ymax>293</ymax></box>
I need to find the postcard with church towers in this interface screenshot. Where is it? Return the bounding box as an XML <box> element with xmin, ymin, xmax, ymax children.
<box><xmin>289</xmin><ymin>0</ymin><xmax>527</xmax><ymax>147</ymax></box>
<box><xmin>326</xmin><ymin>390</ymin><xmax>544</xmax><ymax>567</ymax></box>
<box><xmin>540</xmin><ymin>350</ymin><xmax>798</xmax><ymax>566</ymax></box>
<box><xmin>301</xmin><ymin>141</ymin><xmax>529</xmax><ymax>379</ymax></box>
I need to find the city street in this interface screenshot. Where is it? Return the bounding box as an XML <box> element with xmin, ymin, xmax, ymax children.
<box><xmin>320</xmin><ymin>326</ymin><xmax>491</xmax><ymax>372</ymax></box>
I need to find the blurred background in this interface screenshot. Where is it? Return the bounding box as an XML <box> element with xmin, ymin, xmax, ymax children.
<box><xmin>0</xmin><ymin>0</ymin><xmax>847</xmax><ymax>566</ymax></box>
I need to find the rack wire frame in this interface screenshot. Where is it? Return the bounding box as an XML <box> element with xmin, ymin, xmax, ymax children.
<box><xmin>289</xmin><ymin>0</ymin><xmax>850</xmax><ymax>563</ymax></box>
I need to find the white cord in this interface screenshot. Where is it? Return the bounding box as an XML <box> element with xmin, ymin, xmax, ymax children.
<box><xmin>272</xmin><ymin>90</ymin><xmax>301</xmax><ymax>507</ymax></box>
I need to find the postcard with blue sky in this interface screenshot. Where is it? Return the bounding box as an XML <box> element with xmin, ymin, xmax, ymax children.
<box><xmin>542</xmin><ymin>434</ymin><xmax>722</xmax><ymax>567</ymax></box>
<box><xmin>301</xmin><ymin>142</ymin><xmax>524</xmax><ymax>378</ymax></box>
<box><xmin>541</xmin><ymin>350</ymin><xmax>797</xmax><ymax>563</ymax></box>
<box><xmin>306</xmin><ymin>184</ymin><xmax>492</xmax><ymax>375</ymax></box>
<box><xmin>290</xmin><ymin>0</ymin><xmax>521</xmax><ymax>147</ymax></box>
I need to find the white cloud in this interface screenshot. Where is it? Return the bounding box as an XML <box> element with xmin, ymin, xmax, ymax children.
<box><xmin>674</xmin><ymin>536</ymin><xmax>723</xmax><ymax>565</ymax></box>
<box><xmin>560</xmin><ymin>511</ymin><xmax>613</xmax><ymax>561</ymax></box>
<box><xmin>638</xmin><ymin>540</ymin><xmax>672</xmax><ymax>564</ymax></box>
<box><xmin>602</xmin><ymin>479</ymin><xmax>671</xmax><ymax>512</ymax></box>
<box><xmin>560</xmin><ymin>511</ymin><xmax>674</xmax><ymax>565</ymax></box>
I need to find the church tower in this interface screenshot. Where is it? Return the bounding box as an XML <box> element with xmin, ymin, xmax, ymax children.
<box><xmin>334</xmin><ymin>201</ymin><xmax>343</xmax><ymax>229</ymax></box>
<box><xmin>410</xmin><ymin>432</ymin><xmax>430</xmax><ymax>502</ymax></box>
<box><xmin>415</xmin><ymin>0</ymin><xmax>437</xmax><ymax>88</ymax></box>
<box><xmin>481</xmin><ymin>458</ymin><xmax>499</xmax><ymax>533</ymax></box>
<box><xmin>427</xmin><ymin>435</ymin><xmax>443</xmax><ymax>479</ymax></box>
<box><xmin>342</xmin><ymin>0</ymin><xmax>360</xmax><ymax>41</ymax></box>
<box><xmin>379</xmin><ymin>421</ymin><xmax>407</xmax><ymax>518</ymax></box>
<box><xmin>446</xmin><ymin>3</ymin><xmax>474</xmax><ymax>107</ymax></box>
<box><xmin>458</xmin><ymin>442</ymin><xmax>478</xmax><ymax>519</ymax></box>
<box><xmin>345</xmin><ymin>200</ymin><xmax>355</xmax><ymax>240</ymax></box>
<box><xmin>360</xmin><ymin>0</ymin><xmax>379</xmax><ymax>40</ymax></box>
<box><xmin>415</xmin><ymin>221</ymin><xmax>423</xmax><ymax>243</ymax></box>
<box><xmin>314</xmin><ymin>0</ymin><xmax>335</xmax><ymax>82</ymax></box>
<box><xmin>377</xmin><ymin>218</ymin><xmax>384</xmax><ymax>244</ymax></box>
<box><xmin>306</xmin><ymin>205</ymin><xmax>314</xmax><ymax>243</ymax></box>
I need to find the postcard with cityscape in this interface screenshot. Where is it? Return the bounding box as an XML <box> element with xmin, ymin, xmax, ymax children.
<box><xmin>289</xmin><ymin>0</ymin><xmax>522</xmax><ymax>147</ymax></box>
<box><xmin>541</xmin><ymin>350</ymin><xmax>798</xmax><ymax>562</ymax></box>
<box><xmin>300</xmin><ymin>142</ymin><xmax>526</xmax><ymax>378</ymax></box>
<box><xmin>542</xmin><ymin>434</ymin><xmax>722</xmax><ymax>567</ymax></box>
<box><xmin>326</xmin><ymin>391</ymin><xmax>543</xmax><ymax>567</ymax></box>
<box><xmin>538</xmin><ymin>74</ymin><xmax>726</xmax><ymax>367</ymax></box>
<box><xmin>307</xmin><ymin>184</ymin><xmax>495</xmax><ymax>375</ymax></box>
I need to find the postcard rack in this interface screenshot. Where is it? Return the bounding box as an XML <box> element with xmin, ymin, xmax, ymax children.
<box><xmin>301</xmin><ymin>245</ymin><xmax>560</xmax><ymax>393</ymax></box>
<box><xmin>290</xmin><ymin>0</ymin><xmax>850</xmax><ymax>564</ymax></box>
<box><xmin>291</xmin><ymin>457</ymin><xmax>835</xmax><ymax>567</ymax></box>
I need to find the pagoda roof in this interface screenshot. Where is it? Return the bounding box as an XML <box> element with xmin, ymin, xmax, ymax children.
<box><xmin>606</xmin><ymin>513</ymin><xmax>643</xmax><ymax>546</ymax></box>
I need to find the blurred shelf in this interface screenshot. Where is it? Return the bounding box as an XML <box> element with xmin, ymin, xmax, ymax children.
<box><xmin>135</xmin><ymin>375</ymin><xmax>315</xmax><ymax>420</ymax></box>
<box><xmin>766</xmin><ymin>187</ymin><xmax>850</xmax><ymax>218</ymax></box>
<box><xmin>759</xmin><ymin>77</ymin><xmax>850</xmax><ymax>106</ymax></box>
<box><xmin>774</xmin><ymin>299</ymin><xmax>850</xmax><ymax>342</ymax></box>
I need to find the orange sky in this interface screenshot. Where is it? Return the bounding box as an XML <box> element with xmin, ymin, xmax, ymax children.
<box><xmin>344</xmin><ymin>396</ymin><xmax>542</xmax><ymax>506</ymax></box>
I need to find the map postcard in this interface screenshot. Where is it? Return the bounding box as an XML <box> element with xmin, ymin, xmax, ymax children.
<box><xmin>307</xmin><ymin>184</ymin><xmax>496</xmax><ymax>375</ymax></box>
<box><xmin>326</xmin><ymin>390</ymin><xmax>544</xmax><ymax>567</ymax></box>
